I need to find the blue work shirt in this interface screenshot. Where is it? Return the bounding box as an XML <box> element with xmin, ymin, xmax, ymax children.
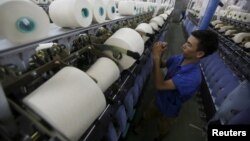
<box><xmin>155</xmin><ymin>54</ymin><xmax>202</xmax><ymax>117</ymax></box>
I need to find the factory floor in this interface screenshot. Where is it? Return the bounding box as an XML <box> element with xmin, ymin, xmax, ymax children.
<box><xmin>123</xmin><ymin>22</ymin><xmax>207</xmax><ymax>141</ymax></box>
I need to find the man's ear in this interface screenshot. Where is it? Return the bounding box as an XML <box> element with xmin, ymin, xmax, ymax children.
<box><xmin>196</xmin><ymin>51</ymin><xmax>205</xmax><ymax>58</ymax></box>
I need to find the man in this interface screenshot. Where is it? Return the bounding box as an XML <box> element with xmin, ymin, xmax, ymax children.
<box><xmin>135</xmin><ymin>30</ymin><xmax>218</xmax><ymax>140</ymax></box>
<box><xmin>179</xmin><ymin>9</ymin><xmax>186</xmax><ymax>23</ymax></box>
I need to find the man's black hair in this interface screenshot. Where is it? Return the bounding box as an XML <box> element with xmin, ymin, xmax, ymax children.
<box><xmin>191</xmin><ymin>30</ymin><xmax>218</xmax><ymax>58</ymax></box>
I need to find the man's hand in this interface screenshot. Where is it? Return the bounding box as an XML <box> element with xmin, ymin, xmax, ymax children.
<box><xmin>152</xmin><ymin>42</ymin><xmax>176</xmax><ymax>90</ymax></box>
<box><xmin>152</xmin><ymin>42</ymin><xmax>167</xmax><ymax>60</ymax></box>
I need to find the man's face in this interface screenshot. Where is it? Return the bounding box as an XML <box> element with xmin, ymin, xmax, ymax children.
<box><xmin>181</xmin><ymin>35</ymin><xmax>204</xmax><ymax>59</ymax></box>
